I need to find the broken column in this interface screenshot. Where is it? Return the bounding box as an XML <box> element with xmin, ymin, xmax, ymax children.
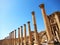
<box><xmin>39</xmin><ymin>4</ymin><xmax>53</xmax><ymax>41</ymax></box>
<box><xmin>18</xmin><ymin>28</ymin><xmax>20</xmax><ymax>45</ymax></box>
<box><xmin>32</xmin><ymin>11</ymin><xmax>39</xmax><ymax>45</ymax></box>
<box><xmin>21</xmin><ymin>26</ymin><xmax>23</xmax><ymax>45</ymax></box>
<box><xmin>24</xmin><ymin>24</ymin><xmax>27</xmax><ymax>45</ymax></box>
<box><xmin>27</xmin><ymin>21</ymin><xmax>32</xmax><ymax>45</ymax></box>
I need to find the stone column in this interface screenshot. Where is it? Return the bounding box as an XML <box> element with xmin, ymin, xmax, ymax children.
<box><xmin>32</xmin><ymin>11</ymin><xmax>39</xmax><ymax>45</ymax></box>
<box><xmin>9</xmin><ymin>33</ymin><xmax>11</xmax><ymax>45</ymax></box>
<box><xmin>12</xmin><ymin>31</ymin><xmax>14</xmax><ymax>45</ymax></box>
<box><xmin>27</xmin><ymin>21</ymin><xmax>32</xmax><ymax>45</ymax></box>
<box><xmin>24</xmin><ymin>24</ymin><xmax>27</xmax><ymax>45</ymax></box>
<box><xmin>18</xmin><ymin>27</ymin><xmax>20</xmax><ymax>45</ymax></box>
<box><xmin>11</xmin><ymin>31</ymin><xmax>13</xmax><ymax>45</ymax></box>
<box><xmin>11</xmin><ymin>32</ymin><xmax>13</xmax><ymax>45</ymax></box>
<box><xmin>21</xmin><ymin>26</ymin><xmax>23</xmax><ymax>45</ymax></box>
<box><xmin>39</xmin><ymin>4</ymin><xmax>53</xmax><ymax>41</ymax></box>
<box><xmin>10</xmin><ymin>32</ymin><xmax>12</xmax><ymax>45</ymax></box>
<box><xmin>14</xmin><ymin>30</ymin><xmax>16</xmax><ymax>45</ymax></box>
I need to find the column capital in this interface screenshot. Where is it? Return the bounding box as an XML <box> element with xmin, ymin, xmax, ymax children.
<box><xmin>24</xmin><ymin>24</ymin><xmax>26</xmax><ymax>26</ymax></box>
<box><xmin>18</xmin><ymin>27</ymin><xmax>20</xmax><ymax>29</ymax></box>
<box><xmin>11</xmin><ymin>31</ymin><xmax>12</xmax><ymax>33</ymax></box>
<box><xmin>14</xmin><ymin>29</ymin><xmax>16</xmax><ymax>31</ymax></box>
<box><xmin>21</xmin><ymin>26</ymin><xmax>23</xmax><ymax>28</ymax></box>
<box><xmin>12</xmin><ymin>31</ymin><xmax>13</xmax><ymax>32</ymax></box>
<box><xmin>39</xmin><ymin>4</ymin><xmax>44</xmax><ymax>9</ymax></box>
<box><xmin>32</xmin><ymin>11</ymin><xmax>35</xmax><ymax>15</ymax></box>
<box><xmin>27</xmin><ymin>21</ymin><xmax>30</xmax><ymax>24</ymax></box>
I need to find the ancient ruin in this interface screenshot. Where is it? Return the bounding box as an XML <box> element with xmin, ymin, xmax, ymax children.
<box><xmin>0</xmin><ymin>4</ymin><xmax>60</xmax><ymax>45</ymax></box>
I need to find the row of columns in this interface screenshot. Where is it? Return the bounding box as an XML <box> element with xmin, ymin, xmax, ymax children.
<box><xmin>1</xmin><ymin>10</ymin><xmax>39</xmax><ymax>45</ymax></box>
<box><xmin>1</xmin><ymin>3</ymin><xmax>60</xmax><ymax>45</ymax></box>
<box><xmin>9</xmin><ymin>30</ymin><xmax>16</xmax><ymax>45</ymax></box>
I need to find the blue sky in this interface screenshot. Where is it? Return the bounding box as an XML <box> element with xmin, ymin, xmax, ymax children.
<box><xmin>0</xmin><ymin>0</ymin><xmax>60</xmax><ymax>39</ymax></box>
